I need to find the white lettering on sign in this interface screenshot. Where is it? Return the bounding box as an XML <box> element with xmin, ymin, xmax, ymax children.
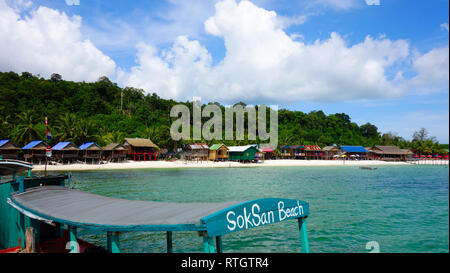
<box><xmin>278</xmin><ymin>201</ymin><xmax>304</xmax><ymax>221</ymax></box>
<box><xmin>226</xmin><ymin>201</ymin><xmax>304</xmax><ymax>232</ymax></box>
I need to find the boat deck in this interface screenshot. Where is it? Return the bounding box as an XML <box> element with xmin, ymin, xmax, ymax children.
<box><xmin>9</xmin><ymin>186</ymin><xmax>240</xmax><ymax>232</ymax></box>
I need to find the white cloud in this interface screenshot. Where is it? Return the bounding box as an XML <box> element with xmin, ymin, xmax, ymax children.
<box><xmin>118</xmin><ymin>0</ymin><xmax>411</xmax><ymax>103</ymax></box>
<box><xmin>441</xmin><ymin>22</ymin><xmax>449</xmax><ymax>32</ymax></box>
<box><xmin>409</xmin><ymin>46</ymin><xmax>449</xmax><ymax>93</ymax></box>
<box><xmin>0</xmin><ymin>0</ymin><xmax>116</xmax><ymax>82</ymax></box>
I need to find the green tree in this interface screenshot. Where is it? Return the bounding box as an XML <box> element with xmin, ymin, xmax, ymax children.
<box><xmin>12</xmin><ymin>110</ymin><xmax>44</xmax><ymax>146</ymax></box>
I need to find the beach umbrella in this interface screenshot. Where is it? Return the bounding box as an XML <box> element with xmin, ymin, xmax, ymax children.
<box><xmin>414</xmin><ymin>155</ymin><xmax>419</xmax><ymax>158</ymax></box>
<box><xmin>445</xmin><ymin>155</ymin><xmax>449</xmax><ymax>158</ymax></box>
<box><xmin>427</xmin><ymin>155</ymin><xmax>432</xmax><ymax>158</ymax></box>
<box><xmin>421</xmin><ymin>155</ymin><xmax>426</xmax><ymax>158</ymax></box>
<box><xmin>333</xmin><ymin>154</ymin><xmax>339</xmax><ymax>158</ymax></box>
<box><xmin>341</xmin><ymin>154</ymin><xmax>347</xmax><ymax>158</ymax></box>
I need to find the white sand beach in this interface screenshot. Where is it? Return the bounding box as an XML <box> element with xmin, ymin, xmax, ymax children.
<box><xmin>29</xmin><ymin>159</ymin><xmax>422</xmax><ymax>172</ymax></box>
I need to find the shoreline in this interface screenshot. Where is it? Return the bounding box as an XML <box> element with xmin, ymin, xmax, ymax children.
<box><xmin>27</xmin><ymin>159</ymin><xmax>432</xmax><ymax>172</ymax></box>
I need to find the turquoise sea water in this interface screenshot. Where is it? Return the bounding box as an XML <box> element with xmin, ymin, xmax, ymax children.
<box><xmin>65</xmin><ymin>165</ymin><xmax>448</xmax><ymax>253</ymax></box>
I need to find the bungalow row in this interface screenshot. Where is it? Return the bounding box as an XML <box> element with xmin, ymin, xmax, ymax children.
<box><xmin>279</xmin><ymin>144</ymin><xmax>417</xmax><ymax>161</ymax></box>
<box><xmin>0</xmin><ymin>137</ymin><xmax>159</xmax><ymax>164</ymax></box>
<box><xmin>181</xmin><ymin>143</ymin><xmax>266</xmax><ymax>162</ymax></box>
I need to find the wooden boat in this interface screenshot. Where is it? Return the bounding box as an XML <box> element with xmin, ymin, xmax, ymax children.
<box><xmin>360</xmin><ymin>166</ymin><xmax>378</xmax><ymax>170</ymax></box>
<box><xmin>1</xmin><ymin>160</ymin><xmax>311</xmax><ymax>253</ymax></box>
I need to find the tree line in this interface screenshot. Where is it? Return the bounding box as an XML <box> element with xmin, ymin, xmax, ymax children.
<box><xmin>0</xmin><ymin>71</ymin><xmax>447</xmax><ymax>155</ymax></box>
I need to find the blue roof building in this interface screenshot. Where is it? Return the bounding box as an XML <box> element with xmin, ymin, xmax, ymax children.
<box><xmin>51</xmin><ymin>142</ymin><xmax>80</xmax><ymax>163</ymax></box>
<box><xmin>22</xmin><ymin>140</ymin><xmax>44</xmax><ymax>150</ymax></box>
<box><xmin>340</xmin><ymin>146</ymin><xmax>369</xmax><ymax>153</ymax></box>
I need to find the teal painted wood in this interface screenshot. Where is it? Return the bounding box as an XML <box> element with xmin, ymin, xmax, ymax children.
<box><xmin>166</xmin><ymin>231</ymin><xmax>173</xmax><ymax>253</ymax></box>
<box><xmin>201</xmin><ymin>198</ymin><xmax>310</xmax><ymax>237</ymax></box>
<box><xmin>298</xmin><ymin>218</ymin><xmax>309</xmax><ymax>253</ymax></box>
<box><xmin>69</xmin><ymin>226</ymin><xmax>79</xmax><ymax>253</ymax></box>
<box><xmin>229</xmin><ymin>146</ymin><xmax>258</xmax><ymax>161</ymax></box>
<box><xmin>0</xmin><ymin>174</ymin><xmax>67</xmax><ymax>249</ymax></box>
<box><xmin>18</xmin><ymin>176</ymin><xmax>24</xmax><ymax>193</ymax></box>
<box><xmin>203</xmin><ymin>236</ymin><xmax>215</xmax><ymax>253</ymax></box>
<box><xmin>107</xmin><ymin>232</ymin><xmax>120</xmax><ymax>253</ymax></box>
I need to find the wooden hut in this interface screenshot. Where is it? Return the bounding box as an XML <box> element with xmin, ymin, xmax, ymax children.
<box><xmin>102</xmin><ymin>143</ymin><xmax>127</xmax><ymax>162</ymax></box>
<box><xmin>303</xmin><ymin>145</ymin><xmax>323</xmax><ymax>160</ymax></box>
<box><xmin>182</xmin><ymin>143</ymin><xmax>210</xmax><ymax>161</ymax></box>
<box><xmin>123</xmin><ymin>138</ymin><xmax>159</xmax><ymax>161</ymax></box>
<box><xmin>22</xmin><ymin>140</ymin><xmax>48</xmax><ymax>164</ymax></box>
<box><xmin>79</xmin><ymin>142</ymin><xmax>102</xmax><ymax>164</ymax></box>
<box><xmin>369</xmin><ymin>146</ymin><xmax>413</xmax><ymax>161</ymax></box>
<box><xmin>209</xmin><ymin>144</ymin><xmax>229</xmax><ymax>161</ymax></box>
<box><xmin>340</xmin><ymin>146</ymin><xmax>369</xmax><ymax>160</ymax></box>
<box><xmin>51</xmin><ymin>142</ymin><xmax>80</xmax><ymax>164</ymax></box>
<box><xmin>322</xmin><ymin>146</ymin><xmax>340</xmax><ymax>160</ymax></box>
<box><xmin>0</xmin><ymin>140</ymin><xmax>20</xmax><ymax>160</ymax></box>
<box><xmin>228</xmin><ymin>145</ymin><xmax>258</xmax><ymax>162</ymax></box>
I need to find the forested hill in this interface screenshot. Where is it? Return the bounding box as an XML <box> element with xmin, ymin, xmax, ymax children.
<box><xmin>0</xmin><ymin>71</ymin><xmax>444</xmax><ymax>154</ymax></box>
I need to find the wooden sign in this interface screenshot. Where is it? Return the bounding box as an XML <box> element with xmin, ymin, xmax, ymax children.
<box><xmin>201</xmin><ymin>198</ymin><xmax>309</xmax><ymax>237</ymax></box>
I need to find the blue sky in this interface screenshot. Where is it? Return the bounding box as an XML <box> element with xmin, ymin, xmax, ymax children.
<box><xmin>1</xmin><ymin>0</ymin><xmax>449</xmax><ymax>142</ymax></box>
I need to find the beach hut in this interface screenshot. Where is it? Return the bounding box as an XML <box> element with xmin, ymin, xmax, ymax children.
<box><xmin>209</xmin><ymin>144</ymin><xmax>229</xmax><ymax>161</ymax></box>
<box><xmin>340</xmin><ymin>146</ymin><xmax>369</xmax><ymax>160</ymax></box>
<box><xmin>79</xmin><ymin>142</ymin><xmax>102</xmax><ymax>164</ymax></box>
<box><xmin>292</xmin><ymin>145</ymin><xmax>305</xmax><ymax>159</ymax></box>
<box><xmin>303</xmin><ymin>145</ymin><xmax>322</xmax><ymax>160</ymax></box>
<box><xmin>182</xmin><ymin>143</ymin><xmax>210</xmax><ymax>161</ymax></box>
<box><xmin>102</xmin><ymin>143</ymin><xmax>127</xmax><ymax>162</ymax></box>
<box><xmin>22</xmin><ymin>140</ymin><xmax>48</xmax><ymax>164</ymax></box>
<box><xmin>280</xmin><ymin>145</ymin><xmax>293</xmax><ymax>159</ymax></box>
<box><xmin>369</xmin><ymin>146</ymin><xmax>413</xmax><ymax>161</ymax></box>
<box><xmin>228</xmin><ymin>145</ymin><xmax>259</xmax><ymax>162</ymax></box>
<box><xmin>0</xmin><ymin>140</ymin><xmax>20</xmax><ymax>160</ymax></box>
<box><xmin>262</xmin><ymin>147</ymin><xmax>275</xmax><ymax>160</ymax></box>
<box><xmin>322</xmin><ymin>145</ymin><xmax>340</xmax><ymax>160</ymax></box>
<box><xmin>51</xmin><ymin>142</ymin><xmax>80</xmax><ymax>164</ymax></box>
<box><xmin>123</xmin><ymin>138</ymin><xmax>159</xmax><ymax>161</ymax></box>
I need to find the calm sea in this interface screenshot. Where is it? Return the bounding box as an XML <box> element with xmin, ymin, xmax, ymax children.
<box><xmin>65</xmin><ymin>165</ymin><xmax>448</xmax><ymax>253</ymax></box>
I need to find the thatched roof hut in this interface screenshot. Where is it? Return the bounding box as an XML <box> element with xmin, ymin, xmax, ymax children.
<box><xmin>370</xmin><ymin>145</ymin><xmax>413</xmax><ymax>161</ymax></box>
<box><xmin>123</xmin><ymin>138</ymin><xmax>159</xmax><ymax>161</ymax></box>
<box><xmin>102</xmin><ymin>143</ymin><xmax>127</xmax><ymax>162</ymax></box>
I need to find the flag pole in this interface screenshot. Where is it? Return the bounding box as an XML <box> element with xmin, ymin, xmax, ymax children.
<box><xmin>44</xmin><ymin>117</ymin><xmax>48</xmax><ymax>177</ymax></box>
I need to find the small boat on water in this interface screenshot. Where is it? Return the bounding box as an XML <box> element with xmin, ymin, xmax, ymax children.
<box><xmin>0</xmin><ymin>160</ymin><xmax>311</xmax><ymax>253</ymax></box>
<box><xmin>360</xmin><ymin>166</ymin><xmax>377</xmax><ymax>170</ymax></box>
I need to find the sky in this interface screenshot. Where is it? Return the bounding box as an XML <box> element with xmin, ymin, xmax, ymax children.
<box><xmin>0</xmin><ymin>0</ymin><xmax>448</xmax><ymax>142</ymax></box>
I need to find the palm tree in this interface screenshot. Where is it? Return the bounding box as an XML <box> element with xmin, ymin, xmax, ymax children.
<box><xmin>100</xmin><ymin>131</ymin><xmax>125</xmax><ymax>145</ymax></box>
<box><xmin>74</xmin><ymin>119</ymin><xmax>98</xmax><ymax>145</ymax></box>
<box><xmin>0</xmin><ymin>115</ymin><xmax>12</xmax><ymax>139</ymax></box>
<box><xmin>12</xmin><ymin>111</ymin><xmax>43</xmax><ymax>146</ymax></box>
<box><xmin>55</xmin><ymin>113</ymin><xmax>77</xmax><ymax>142</ymax></box>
